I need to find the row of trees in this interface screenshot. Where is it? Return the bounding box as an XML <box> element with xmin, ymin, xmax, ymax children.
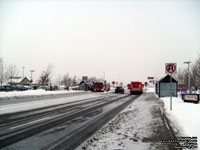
<box><xmin>38</xmin><ymin>65</ymin><xmax>77</xmax><ymax>87</ymax></box>
<box><xmin>1</xmin><ymin>57</ymin><xmax>103</xmax><ymax>87</ymax></box>
<box><xmin>37</xmin><ymin>64</ymin><xmax>103</xmax><ymax>87</ymax></box>
<box><xmin>177</xmin><ymin>54</ymin><xmax>200</xmax><ymax>89</ymax></box>
<box><xmin>0</xmin><ymin>57</ymin><xmax>19</xmax><ymax>87</ymax></box>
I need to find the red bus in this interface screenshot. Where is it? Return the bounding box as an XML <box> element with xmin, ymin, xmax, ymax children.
<box><xmin>129</xmin><ymin>81</ymin><xmax>143</xmax><ymax>94</ymax></box>
<box><xmin>93</xmin><ymin>82</ymin><xmax>105</xmax><ymax>92</ymax></box>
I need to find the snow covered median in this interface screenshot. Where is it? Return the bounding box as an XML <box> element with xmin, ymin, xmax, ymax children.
<box><xmin>0</xmin><ymin>89</ymin><xmax>83</xmax><ymax>100</ymax></box>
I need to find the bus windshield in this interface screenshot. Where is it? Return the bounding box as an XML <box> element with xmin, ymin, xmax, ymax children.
<box><xmin>94</xmin><ymin>83</ymin><xmax>104</xmax><ymax>88</ymax></box>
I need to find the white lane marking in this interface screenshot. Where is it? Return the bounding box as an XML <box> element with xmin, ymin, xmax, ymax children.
<box><xmin>10</xmin><ymin>117</ymin><xmax>50</xmax><ymax>130</ymax></box>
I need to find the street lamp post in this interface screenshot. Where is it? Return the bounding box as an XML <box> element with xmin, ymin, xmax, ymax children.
<box><xmin>74</xmin><ymin>76</ymin><xmax>77</xmax><ymax>86</ymax></box>
<box><xmin>30</xmin><ymin>70</ymin><xmax>35</xmax><ymax>82</ymax></box>
<box><xmin>184</xmin><ymin>61</ymin><xmax>191</xmax><ymax>93</ymax></box>
<box><xmin>103</xmin><ymin>71</ymin><xmax>105</xmax><ymax>81</ymax></box>
<box><xmin>22</xmin><ymin>67</ymin><xmax>25</xmax><ymax>78</ymax></box>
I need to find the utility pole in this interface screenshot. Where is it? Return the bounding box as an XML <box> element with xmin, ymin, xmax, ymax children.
<box><xmin>184</xmin><ymin>61</ymin><xmax>191</xmax><ymax>93</ymax></box>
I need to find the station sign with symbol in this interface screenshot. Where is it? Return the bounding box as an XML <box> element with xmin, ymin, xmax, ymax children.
<box><xmin>165</xmin><ymin>63</ymin><xmax>177</xmax><ymax>74</ymax></box>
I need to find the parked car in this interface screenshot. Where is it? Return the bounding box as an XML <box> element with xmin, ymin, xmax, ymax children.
<box><xmin>52</xmin><ymin>86</ymin><xmax>59</xmax><ymax>91</ymax></box>
<box><xmin>38</xmin><ymin>86</ymin><xmax>48</xmax><ymax>90</ymax></box>
<box><xmin>16</xmin><ymin>85</ymin><xmax>29</xmax><ymax>91</ymax></box>
<box><xmin>31</xmin><ymin>85</ymin><xmax>40</xmax><ymax>90</ymax></box>
<box><xmin>0</xmin><ymin>85</ymin><xmax>13</xmax><ymax>92</ymax></box>
<box><xmin>115</xmin><ymin>86</ymin><xmax>124</xmax><ymax>94</ymax></box>
<box><xmin>64</xmin><ymin>86</ymin><xmax>69</xmax><ymax>90</ymax></box>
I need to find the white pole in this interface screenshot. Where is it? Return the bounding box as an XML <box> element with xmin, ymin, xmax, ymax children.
<box><xmin>170</xmin><ymin>74</ymin><xmax>172</xmax><ymax>111</ymax></box>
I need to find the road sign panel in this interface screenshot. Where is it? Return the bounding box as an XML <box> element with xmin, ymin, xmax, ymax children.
<box><xmin>165</xmin><ymin>63</ymin><xmax>177</xmax><ymax>74</ymax></box>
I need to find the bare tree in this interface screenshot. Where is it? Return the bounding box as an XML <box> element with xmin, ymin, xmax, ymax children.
<box><xmin>190</xmin><ymin>64</ymin><xmax>197</xmax><ymax>89</ymax></box>
<box><xmin>71</xmin><ymin>76</ymin><xmax>77</xmax><ymax>86</ymax></box>
<box><xmin>192</xmin><ymin>55</ymin><xmax>200</xmax><ymax>88</ymax></box>
<box><xmin>39</xmin><ymin>71</ymin><xmax>50</xmax><ymax>86</ymax></box>
<box><xmin>55</xmin><ymin>75</ymin><xmax>62</xmax><ymax>87</ymax></box>
<box><xmin>38</xmin><ymin>64</ymin><xmax>54</xmax><ymax>86</ymax></box>
<box><xmin>178</xmin><ymin>54</ymin><xmax>200</xmax><ymax>89</ymax></box>
<box><xmin>61</xmin><ymin>73</ymin><xmax>71</xmax><ymax>87</ymax></box>
<box><xmin>177</xmin><ymin>68</ymin><xmax>187</xmax><ymax>86</ymax></box>
<box><xmin>0</xmin><ymin>57</ymin><xmax>8</xmax><ymax>87</ymax></box>
<box><xmin>7</xmin><ymin>64</ymin><xmax>19</xmax><ymax>81</ymax></box>
<box><xmin>194</xmin><ymin>54</ymin><xmax>200</xmax><ymax>79</ymax></box>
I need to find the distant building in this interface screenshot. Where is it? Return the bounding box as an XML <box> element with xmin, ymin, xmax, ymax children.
<box><xmin>79</xmin><ymin>80</ymin><xmax>93</xmax><ymax>91</ymax></box>
<box><xmin>9</xmin><ymin>77</ymin><xmax>32</xmax><ymax>86</ymax></box>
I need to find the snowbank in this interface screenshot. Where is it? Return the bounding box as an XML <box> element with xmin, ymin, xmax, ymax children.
<box><xmin>161</xmin><ymin>95</ymin><xmax>200</xmax><ymax>149</ymax></box>
<box><xmin>0</xmin><ymin>89</ymin><xmax>82</xmax><ymax>100</ymax></box>
<box><xmin>0</xmin><ymin>93</ymin><xmax>100</xmax><ymax>115</ymax></box>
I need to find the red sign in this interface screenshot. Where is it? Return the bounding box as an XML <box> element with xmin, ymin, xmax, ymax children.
<box><xmin>112</xmin><ymin>81</ymin><xmax>115</xmax><ymax>85</ymax></box>
<box><xmin>165</xmin><ymin>63</ymin><xmax>177</xmax><ymax>74</ymax></box>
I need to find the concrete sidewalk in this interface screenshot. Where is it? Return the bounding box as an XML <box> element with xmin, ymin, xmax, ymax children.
<box><xmin>78</xmin><ymin>92</ymin><xmax>179</xmax><ymax>150</ymax></box>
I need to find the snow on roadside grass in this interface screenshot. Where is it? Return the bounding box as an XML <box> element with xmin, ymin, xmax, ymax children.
<box><xmin>160</xmin><ymin>95</ymin><xmax>200</xmax><ymax>149</ymax></box>
<box><xmin>0</xmin><ymin>89</ymin><xmax>82</xmax><ymax>100</ymax></box>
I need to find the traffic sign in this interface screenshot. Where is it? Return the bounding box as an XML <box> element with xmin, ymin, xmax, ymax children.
<box><xmin>165</xmin><ymin>63</ymin><xmax>177</xmax><ymax>74</ymax></box>
<box><xmin>112</xmin><ymin>81</ymin><xmax>115</xmax><ymax>85</ymax></box>
<box><xmin>165</xmin><ymin>63</ymin><xmax>177</xmax><ymax>111</ymax></box>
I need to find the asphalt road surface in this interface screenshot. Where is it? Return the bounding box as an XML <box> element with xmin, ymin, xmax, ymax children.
<box><xmin>0</xmin><ymin>91</ymin><xmax>139</xmax><ymax>150</ymax></box>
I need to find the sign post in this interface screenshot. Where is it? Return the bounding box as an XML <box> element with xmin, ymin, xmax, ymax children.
<box><xmin>165</xmin><ymin>63</ymin><xmax>177</xmax><ymax>111</ymax></box>
<box><xmin>170</xmin><ymin>74</ymin><xmax>172</xmax><ymax>111</ymax></box>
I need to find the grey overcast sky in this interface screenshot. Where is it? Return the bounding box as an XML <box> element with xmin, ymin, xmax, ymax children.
<box><xmin>0</xmin><ymin>0</ymin><xmax>200</xmax><ymax>85</ymax></box>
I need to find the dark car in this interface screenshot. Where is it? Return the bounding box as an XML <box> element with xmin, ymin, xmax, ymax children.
<box><xmin>115</xmin><ymin>86</ymin><xmax>124</xmax><ymax>94</ymax></box>
<box><xmin>16</xmin><ymin>86</ymin><xmax>29</xmax><ymax>91</ymax></box>
<box><xmin>52</xmin><ymin>86</ymin><xmax>59</xmax><ymax>91</ymax></box>
<box><xmin>0</xmin><ymin>85</ymin><xmax>13</xmax><ymax>92</ymax></box>
<box><xmin>64</xmin><ymin>86</ymin><xmax>69</xmax><ymax>90</ymax></box>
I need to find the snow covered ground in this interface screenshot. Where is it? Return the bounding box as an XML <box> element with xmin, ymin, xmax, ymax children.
<box><xmin>161</xmin><ymin>94</ymin><xmax>200</xmax><ymax>149</ymax></box>
<box><xmin>0</xmin><ymin>89</ymin><xmax>83</xmax><ymax>100</ymax></box>
<box><xmin>77</xmin><ymin>87</ymin><xmax>200</xmax><ymax>150</ymax></box>
<box><xmin>0</xmin><ymin>92</ymin><xmax>103</xmax><ymax>115</ymax></box>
